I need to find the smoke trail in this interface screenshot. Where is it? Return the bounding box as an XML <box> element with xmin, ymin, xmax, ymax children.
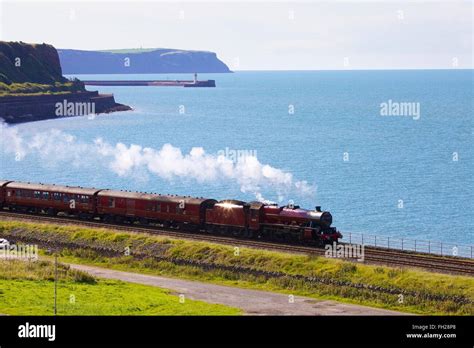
<box><xmin>0</xmin><ymin>122</ymin><xmax>315</xmax><ymax>202</ymax></box>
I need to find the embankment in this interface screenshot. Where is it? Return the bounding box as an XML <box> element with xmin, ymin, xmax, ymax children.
<box><xmin>0</xmin><ymin>220</ymin><xmax>472</xmax><ymax>315</ymax></box>
<box><xmin>0</xmin><ymin>91</ymin><xmax>131</xmax><ymax>124</ymax></box>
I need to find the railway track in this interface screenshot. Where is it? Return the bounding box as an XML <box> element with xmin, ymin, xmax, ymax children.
<box><xmin>0</xmin><ymin>210</ymin><xmax>473</xmax><ymax>276</ymax></box>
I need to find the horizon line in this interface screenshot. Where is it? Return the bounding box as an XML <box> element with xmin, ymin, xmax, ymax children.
<box><xmin>232</xmin><ymin>68</ymin><xmax>473</xmax><ymax>72</ymax></box>
<box><xmin>67</xmin><ymin>68</ymin><xmax>474</xmax><ymax>76</ymax></box>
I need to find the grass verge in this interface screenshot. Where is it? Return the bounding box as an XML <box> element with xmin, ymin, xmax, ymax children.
<box><xmin>0</xmin><ymin>220</ymin><xmax>473</xmax><ymax>315</ymax></box>
<box><xmin>0</xmin><ymin>259</ymin><xmax>241</xmax><ymax>315</ymax></box>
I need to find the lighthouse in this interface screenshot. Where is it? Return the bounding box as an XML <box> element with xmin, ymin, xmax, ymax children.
<box><xmin>193</xmin><ymin>73</ymin><xmax>197</xmax><ymax>83</ymax></box>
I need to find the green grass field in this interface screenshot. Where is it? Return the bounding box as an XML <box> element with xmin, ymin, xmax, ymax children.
<box><xmin>0</xmin><ymin>220</ymin><xmax>473</xmax><ymax>315</ymax></box>
<box><xmin>0</xmin><ymin>259</ymin><xmax>241</xmax><ymax>315</ymax></box>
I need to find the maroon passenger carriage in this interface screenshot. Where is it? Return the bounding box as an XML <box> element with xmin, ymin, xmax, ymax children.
<box><xmin>95</xmin><ymin>189</ymin><xmax>216</xmax><ymax>230</ymax></box>
<box><xmin>0</xmin><ymin>181</ymin><xmax>13</xmax><ymax>209</ymax></box>
<box><xmin>2</xmin><ymin>181</ymin><xmax>100</xmax><ymax>217</ymax></box>
<box><xmin>0</xmin><ymin>180</ymin><xmax>342</xmax><ymax>245</ymax></box>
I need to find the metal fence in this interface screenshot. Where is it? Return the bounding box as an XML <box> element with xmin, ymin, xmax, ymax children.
<box><xmin>341</xmin><ymin>231</ymin><xmax>473</xmax><ymax>259</ymax></box>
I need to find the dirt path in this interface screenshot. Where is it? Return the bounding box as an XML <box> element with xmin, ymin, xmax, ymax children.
<box><xmin>69</xmin><ymin>263</ymin><xmax>408</xmax><ymax>315</ymax></box>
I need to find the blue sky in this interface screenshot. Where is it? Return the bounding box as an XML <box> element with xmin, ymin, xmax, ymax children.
<box><xmin>1</xmin><ymin>0</ymin><xmax>472</xmax><ymax>70</ymax></box>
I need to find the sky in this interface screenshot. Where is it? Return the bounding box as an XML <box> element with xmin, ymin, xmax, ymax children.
<box><xmin>0</xmin><ymin>0</ymin><xmax>472</xmax><ymax>70</ymax></box>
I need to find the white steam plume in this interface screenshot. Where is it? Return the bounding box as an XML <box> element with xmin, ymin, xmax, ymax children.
<box><xmin>1</xmin><ymin>122</ymin><xmax>315</xmax><ymax>202</ymax></box>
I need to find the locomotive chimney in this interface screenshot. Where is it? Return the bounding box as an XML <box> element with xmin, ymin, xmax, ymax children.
<box><xmin>315</xmin><ymin>206</ymin><xmax>321</xmax><ymax>212</ymax></box>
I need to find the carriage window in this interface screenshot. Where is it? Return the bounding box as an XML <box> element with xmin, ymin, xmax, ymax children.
<box><xmin>145</xmin><ymin>202</ymin><xmax>158</xmax><ymax>212</ymax></box>
<box><xmin>42</xmin><ymin>192</ymin><xmax>49</xmax><ymax>199</ymax></box>
<box><xmin>156</xmin><ymin>203</ymin><xmax>160</xmax><ymax>212</ymax></box>
<box><xmin>63</xmin><ymin>194</ymin><xmax>69</xmax><ymax>203</ymax></box>
<box><xmin>34</xmin><ymin>191</ymin><xmax>41</xmax><ymax>199</ymax></box>
<box><xmin>81</xmin><ymin>195</ymin><xmax>89</xmax><ymax>203</ymax></box>
<box><xmin>108</xmin><ymin>198</ymin><xmax>115</xmax><ymax>208</ymax></box>
<box><xmin>16</xmin><ymin>190</ymin><xmax>22</xmax><ymax>197</ymax></box>
<box><xmin>53</xmin><ymin>193</ymin><xmax>61</xmax><ymax>200</ymax></box>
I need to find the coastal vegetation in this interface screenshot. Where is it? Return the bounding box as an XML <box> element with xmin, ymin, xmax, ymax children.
<box><xmin>0</xmin><ymin>220</ymin><xmax>472</xmax><ymax>315</ymax></box>
<box><xmin>0</xmin><ymin>41</ymin><xmax>86</xmax><ymax>96</ymax></box>
<box><xmin>0</xmin><ymin>259</ymin><xmax>241</xmax><ymax>315</ymax></box>
<box><xmin>0</xmin><ymin>41</ymin><xmax>131</xmax><ymax>122</ymax></box>
<box><xmin>0</xmin><ymin>80</ymin><xmax>85</xmax><ymax>96</ymax></box>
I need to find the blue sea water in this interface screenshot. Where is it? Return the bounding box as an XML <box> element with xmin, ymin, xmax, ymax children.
<box><xmin>1</xmin><ymin>70</ymin><xmax>473</xmax><ymax>245</ymax></box>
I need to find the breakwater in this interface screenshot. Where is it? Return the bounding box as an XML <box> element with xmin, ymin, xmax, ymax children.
<box><xmin>83</xmin><ymin>80</ymin><xmax>216</xmax><ymax>88</ymax></box>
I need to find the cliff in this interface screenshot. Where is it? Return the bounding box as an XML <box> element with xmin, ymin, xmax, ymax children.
<box><xmin>0</xmin><ymin>41</ymin><xmax>131</xmax><ymax>123</ymax></box>
<box><xmin>58</xmin><ymin>48</ymin><xmax>232</xmax><ymax>74</ymax></box>
<box><xmin>0</xmin><ymin>41</ymin><xmax>67</xmax><ymax>85</ymax></box>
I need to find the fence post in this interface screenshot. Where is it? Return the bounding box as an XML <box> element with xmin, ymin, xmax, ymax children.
<box><xmin>375</xmin><ymin>235</ymin><xmax>377</xmax><ymax>247</ymax></box>
<box><xmin>415</xmin><ymin>240</ymin><xmax>417</xmax><ymax>252</ymax></box>
<box><xmin>441</xmin><ymin>243</ymin><xmax>443</xmax><ymax>256</ymax></box>
<box><xmin>428</xmin><ymin>240</ymin><xmax>430</xmax><ymax>254</ymax></box>
<box><xmin>401</xmin><ymin>238</ymin><xmax>404</xmax><ymax>251</ymax></box>
<box><xmin>349</xmin><ymin>232</ymin><xmax>352</xmax><ymax>244</ymax></box>
<box><xmin>388</xmin><ymin>237</ymin><xmax>390</xmax><ymax>249</ymax></box>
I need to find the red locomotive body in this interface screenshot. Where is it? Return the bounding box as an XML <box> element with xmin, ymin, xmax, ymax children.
<box><xmin>259</xmin><ymin>205</ymin><xmax>339</xmax><ymax>243</ymax></box>
<box><xmin>4</xmin><ymin>182</ymin><xmax>100</xmax><ymax>217</ymax></box>
<box><xmin>205</xmin><ymin>200</ymin><xmax>248</xmax><ymax>235</ymax></box>
<box><xmin>0</xmin><ymin>180</ymin><xmax>342</xmax><ymax>245</ymax></box>
<box><xmin>248</xmin><ymin>202</ymin><xmax>264</xmax><ymax>231</ymax></box>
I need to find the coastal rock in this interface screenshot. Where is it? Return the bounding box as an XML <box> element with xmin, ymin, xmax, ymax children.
<box><xmin>0</xmin><ymin>41</ymin><xmax>132</xmax><ymax>124</ymax></box>
<box><xmin>0</xmin><ymin>41</ymin><xmax>66</xmax><ymax>84</ymax></box>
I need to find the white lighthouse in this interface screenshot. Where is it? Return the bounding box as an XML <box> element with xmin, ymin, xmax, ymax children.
<box><xmin>193</xmin><ymin>73</ymin><xmax>197</xmax><ymax>83</ymax></box>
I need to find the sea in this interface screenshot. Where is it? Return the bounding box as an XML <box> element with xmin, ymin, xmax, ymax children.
<box><xmin>1</xmin><ymin>70</ymin><xmax>473</xmax><ymax>246</ymax></box>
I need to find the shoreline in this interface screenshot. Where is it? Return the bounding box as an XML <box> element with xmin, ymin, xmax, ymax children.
<box><xmin>0</xmin><ymin>91</ymin><xmax>132</xmax><ymax>124</ymax></box>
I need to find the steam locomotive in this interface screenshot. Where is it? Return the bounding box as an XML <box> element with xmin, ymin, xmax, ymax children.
<box><xmin>0</xmin><ymin>180</ymin><xmax>342</xmax><ymax>245</ymax></box>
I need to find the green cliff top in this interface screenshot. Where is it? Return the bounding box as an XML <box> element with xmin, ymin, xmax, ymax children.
<box><xmin>0</xmin><ymin>41</ymin><xmax>85</xmax><ymax>96</ymax></box>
